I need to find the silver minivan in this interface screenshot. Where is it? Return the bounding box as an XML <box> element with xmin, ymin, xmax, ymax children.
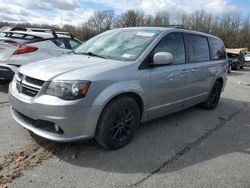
<box><xmin>9</xmin><ymin>27</ymin><xmax>227</xmax><ymax>149</ymax></box>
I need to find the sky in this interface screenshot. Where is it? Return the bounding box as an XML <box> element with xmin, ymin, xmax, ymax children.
<box><xmin>0</xmin><ymin>0</ymin><xmax>249</xmax><ymax>26</ymax></box>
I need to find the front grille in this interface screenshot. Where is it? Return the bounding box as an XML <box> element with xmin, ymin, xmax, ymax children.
<box><xmin>22</xmin><ymin>87</ymin><xmax>39</xmax><ymax>96</ymax></box>
<box><xmin>26</xmin><ymin>76</ymin><xmax>45</xmax><ymax>87</ymax></box>
<box><xmin>16</xmin><ymin>73</ymin><xmax>45</xmax><ymax>97</ymax></box>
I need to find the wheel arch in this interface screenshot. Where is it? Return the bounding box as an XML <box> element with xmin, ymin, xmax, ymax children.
<box><xmin>104</xmin><ymin>92</ymin><xmax>144</xmax><ymax>119</ymax></box>
<box><xmin>216</xmin><ymin>77</ymin><xmax>223</xmax><ymax>86</ymax></box>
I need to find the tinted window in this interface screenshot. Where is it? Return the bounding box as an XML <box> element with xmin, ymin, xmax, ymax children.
<box><xmin>209</xmin><ymin>38</ymin><xmax>226</xmax><ymax>60</ymax></box>
<box><xmin>154</xmin><ymin>33</ymin><xmax>185</xmax><ymax>64</ymax></box>
<box><xmin>69</xmin><ymin>39</ymin><xmax>81</xmax><ymax>49</ymax></box>
<box><xmin>186</xmin><ymin>35</ymin><xmax>210</xmax><ymax>63</ymax></box>
<box><xmin>52</xmin><ymin>38</ymin><xmax>66</xmax><ymax>49</ymax></box>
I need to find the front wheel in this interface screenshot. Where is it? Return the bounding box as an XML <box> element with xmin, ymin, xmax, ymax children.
<box><xmin>200</xmin><ymin>80</ymin><xmax>222</xmax><ymax>110</ymax></box>
<box><xmin>95</xmin><ymin>96</ymin><xmax>140</xmax><ymax>150</ymax></box>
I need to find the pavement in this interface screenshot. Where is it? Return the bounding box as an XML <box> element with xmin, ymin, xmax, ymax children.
<box><xmin>0</xmin><ymin>68</ymin><xmax>249</xmax><ymax>188</ymax></box>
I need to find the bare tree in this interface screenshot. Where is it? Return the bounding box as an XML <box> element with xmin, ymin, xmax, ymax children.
<box><xmin>181</xmin><ymin>10</ymin><xmax>213</xmax><ymax>33</ymax></box>
<box><xmin>152</xmin><ymin>11</ymin><xmax>170</xmax><ymax>26</ymax></box>
<box><xmin>115</xmin><ymin>10</ymin><xmax>145</xmax><ymax>27</ymax></box>
<box><xmin>1</xmin><ymin>9</ymin><xmax>250</xmax><ymax>49</ymax></box>
<box><xmin>87</xmin><ymin>10</ymin><xmax>115</xmax><ymax>33</ymax></box>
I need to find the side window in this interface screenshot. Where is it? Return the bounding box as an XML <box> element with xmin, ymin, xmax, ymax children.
<box><xmin>186</xmin><ymin>35</ymin><xmax>210</xmax><ymax>63</ymax></box>
<box><xmin>69</xmin><ymin>39</ymin><xmax>81</xmax><ymax>49</ymax></box>
<box><xmin>209</xmin><ymin>38</ymin><xmax>226</xmax><ymax>60</ymax></box>
<box><xmin>51</xmin><ymin>38</ymin><xmax>66</xmax><ymax>49</ymax></box>
<box><xmin>154</xmin><ymin>33</ymin><xmax>185</xmax><ymax>64</ymax></box>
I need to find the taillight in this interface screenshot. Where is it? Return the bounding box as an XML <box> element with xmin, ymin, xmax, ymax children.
<box><xmin>13</xmin><ymin>45</ymin><xmax>38</xmax><ymax>55</ymax></box>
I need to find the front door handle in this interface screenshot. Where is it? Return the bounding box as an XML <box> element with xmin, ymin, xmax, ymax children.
<box><xmin>191</xmin><ymin>67</ymin><xmax>198</xmax><ymax>72</ymax></box>
<box><xmin>181</xmin><ymin>69</ymin><xmax>189</xmax><ymax>74</ymax></box>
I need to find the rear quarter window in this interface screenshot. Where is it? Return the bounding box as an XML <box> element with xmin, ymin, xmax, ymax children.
<box><xmin>209</xmin><ymin>38</ymin><xmax>226</xmax><ymax>60</ymax></box>
<box><xmin>186</xmin><ymin>34</ymin><xmax>210</xmax><ymax>63</ymax></box>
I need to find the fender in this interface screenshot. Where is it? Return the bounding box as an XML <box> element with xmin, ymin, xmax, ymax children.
<box><xmin>92</xmin><ymin>81</ymin><xmax>148</xmax><ymax>120</ymax></box>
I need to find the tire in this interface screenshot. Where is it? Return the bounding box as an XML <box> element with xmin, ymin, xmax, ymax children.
<box><xmin>95</xmin><ymin>96</ymin><xmax>140</xmax><ymax>150</ymax></box>
<box><xmin>200</xmin><ymin>80</ymin><xmax>222</xmax><ymax>110</ymax></box>
<box><xmin>235</xmin><ymin>65</ymin><xmax>239</xmax><ymax>71</ymax></box>
<box><xmin>240</xmin><ymin>66</ymin><xmax>243</xmax><ymax>69</ymax></box>
<box><xmin>0</xmin><ymin>80</ymin><xmax>10</xmax><ymax>85</ymax></box>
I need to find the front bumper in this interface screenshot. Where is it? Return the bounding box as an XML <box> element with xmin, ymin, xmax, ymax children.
<box><xmin>9</xmin><ymin>81</ymin><xmax>101</xmax><ymax>142</ymax></box>
<box><xmin>0</xmin><ymin>64</ymin><xmax>18</xmax><ymax>80</ymax></box>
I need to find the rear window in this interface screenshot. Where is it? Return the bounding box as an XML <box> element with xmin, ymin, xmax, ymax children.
<box><xmin>209</xmin><ymin>38</ymin><xmax>226</xmax><ymax>60</ymax></box>
<box><xmin>186</xmin><ymin>35</ymin><xmax>210</xmax><ymax>63</ymax></box>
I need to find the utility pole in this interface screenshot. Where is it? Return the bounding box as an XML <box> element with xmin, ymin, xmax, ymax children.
<box><xmin>61</xmin><ymin>10</ymin><xmax>63</xmax><ymax>28</ymax></box>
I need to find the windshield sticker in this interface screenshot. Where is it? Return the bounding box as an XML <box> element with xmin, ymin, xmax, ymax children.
<box><xmin>136</xmin><ymin>31</ymin><xmax>156</xmax><ymax>37</ymax></box>
<box><xmin>122</xmin><ymin>54</ymin><xmax>134</xmax><ymax>58</ymax></box>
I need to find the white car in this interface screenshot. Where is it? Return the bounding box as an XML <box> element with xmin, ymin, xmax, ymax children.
<box><xmin>244</xmin><ymin>52</ymin><xmax>250</xmax><ymax>66</ymax></box>
<box><xmin>0</xmin><ymin>28</ymin><xmax>82</xmax><ymax>82</ymax></box>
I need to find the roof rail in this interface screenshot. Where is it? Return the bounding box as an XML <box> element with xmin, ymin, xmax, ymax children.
<box><xmin>27</xmin><ymin>28</ymin><xmax>51</xmax><ymax>32</ymax></box>
<box><xmin>10</xmin><ymin>27</ymin><xmax>28</xmax><ymax>32</ymax></box>
<box><xmin>27</xmin><ymin>28</ymin><xmax>74</xmax><ymax>39</ymax></box>
<box><xmin>167</xmin><ymin>25</ymin><xmax>184</xmax><ymax>29</ymax></box>
<box><xmin>55</xmin><ymin>31</ymin><xmax>74</xmax><ymax>39</ymax></box>
<box><xmin>2</xmin><ymin>27</ymin><xmax>75</xmax><ymax>39</ymax></box>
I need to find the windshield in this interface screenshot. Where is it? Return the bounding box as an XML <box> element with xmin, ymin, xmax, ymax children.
<box><xmin>245</xmin><ymin>53</ymin><xmax>250</xmax><ymax>57</ymax></box>
<box><xmin>75</xmin><ymin>29</ymin><xmax>162</xmax><ymax>61</ymax></box>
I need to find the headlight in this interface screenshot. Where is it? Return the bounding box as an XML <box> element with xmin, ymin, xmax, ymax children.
<box><xmin>45</xmin><ymin>80</ymin><xmax>91</xmax><ymax>100</ymax></box>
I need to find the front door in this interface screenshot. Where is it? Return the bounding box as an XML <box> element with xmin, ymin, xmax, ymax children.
<box><xmin>148</xmin><ymin>33</ymin><xmax>192</xmax><ymax>119</ymax></box>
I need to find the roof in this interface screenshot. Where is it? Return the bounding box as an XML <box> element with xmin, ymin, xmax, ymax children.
<box><xmin>115</xmin><ymin>27</ymin><xmax>222</xmax><ymax>40</ymax></box>
<box><xmin>226</xmin><ymin>48</ymin><xmax>248</xmax><ymax>55</ymax></box>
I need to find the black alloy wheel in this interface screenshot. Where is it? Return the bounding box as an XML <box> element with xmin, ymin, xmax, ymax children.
<box><xmin>200</xmin><ymin>80</ymin><xmax>222</xmax><ymax>110</ymax></box>
<box><xmin>96</xmin><ymin>96</ymin><xmax>140</xmax><ymax>150</ymax></box>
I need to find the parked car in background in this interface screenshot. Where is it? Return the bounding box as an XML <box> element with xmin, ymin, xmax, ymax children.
<box><xmin>0</xmin><ymin>27</ymin><xmax>82</xmax><ymax>83</ymax></box>
<box><xmin>244</xmin><ymin>52</ymin><xmax>250</xmax><ymax>67</ymax></box>
<box><xmin>226</xmin><ymin>48</ymin><xmax>248</xmax><ymax>71</ymax></box>
<box><xmin>9</xmin><ymin>27</ymin><xmax>227</xmax><ymax>149</ymax></box>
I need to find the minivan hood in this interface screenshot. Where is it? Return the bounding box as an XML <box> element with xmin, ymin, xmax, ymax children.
<box><xmin>19</xmin><ymin>54</ymin><xmax>123</xmax><ymax>81</ymax></box>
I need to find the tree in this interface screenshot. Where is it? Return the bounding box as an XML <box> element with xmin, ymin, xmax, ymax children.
<box><xmin>87</xmin><ymin>10</ymin><xmax>115</xmax><ymax>33</ymax></box>
<box><xmin>152</xmin><ymin>11</ymin><xmax>170</xmax><ymax>26</ymax></box>
<box><xmin>115</xmin><ymin>10</ymin><xmax>145</xmax><ymax>27</ymax></box>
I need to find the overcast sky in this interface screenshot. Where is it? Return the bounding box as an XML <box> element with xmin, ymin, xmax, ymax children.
<box><xmin>0</xmin><ymin>0</ymin><xmax>249</xmax><ymax>26</ymax></box>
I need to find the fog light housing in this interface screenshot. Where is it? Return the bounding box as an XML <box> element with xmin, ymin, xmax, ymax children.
<box><xmin>55</xmin><ymin>124</ymin><xmax>60</xmax><ymax>132</ymax></box>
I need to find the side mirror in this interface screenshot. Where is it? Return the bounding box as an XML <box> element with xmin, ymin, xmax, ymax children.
<box><xmin>153</xmin><ymin>52</ymin><xmax>174</xmax><ymax>65</ymax></box>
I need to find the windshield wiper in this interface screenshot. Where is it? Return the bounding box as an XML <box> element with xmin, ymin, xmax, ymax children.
<box><xmin>77</xmin><ymin>52</ymin><xmax>109</xmax><ymax>59</ymax></box>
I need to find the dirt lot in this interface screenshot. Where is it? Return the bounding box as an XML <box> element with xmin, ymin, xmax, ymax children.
<box><xmin>0</xmin><ymin>69</ymin><xmax>250</xmax><ymax>188</ymax></box>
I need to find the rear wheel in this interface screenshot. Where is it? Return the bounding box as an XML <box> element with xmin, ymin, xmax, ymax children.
<box><xmin>200</xmin><ymin>80</ymin><xmax>222</xmax><ymax>110</ymax></box>
<box><xmin>240</xmin><ymin>65</ymin><xmax>243</xmax><ymax>69</ymax></box>
<box><xmin>95</xmin><ymin>96</ymin><xmax>140</xmax><ymax>150</ymax></box>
